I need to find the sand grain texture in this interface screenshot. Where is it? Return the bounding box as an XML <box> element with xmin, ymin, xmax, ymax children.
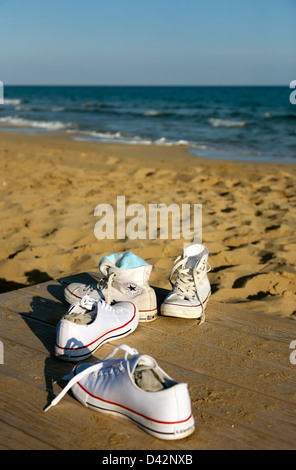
<box><xmin>0</xmin><ymin>132</ymin><xmax>295</xmax><ymax>319</ymax></box>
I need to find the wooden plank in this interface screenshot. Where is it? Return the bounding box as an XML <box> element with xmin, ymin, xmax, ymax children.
<box><xmin>1</xmin><ymin>340</ymin><xmax>295</xmax><ymax>450</ymax></box>
<box><xmin>2</xmin><ymin>280</ymin><xmax>296</xmax><ymax>368</ymax></box>
<box><xmin>1</xmin><ymin>288</ymin><xmax>296</xmax><ymax>403</ymax></box>
<box><xmin>0</xmin><ymin>288</ymin><xmax>67</xmax><ymax>326</ymax></box>
<box><xmin>207</xmin><ymin>301</ymin><xmax>296</xmax><ymax>343</ymax></box>
<box><xmin>1</xmin><ymin>369</ymin><xmax>190</xmax><ymax>450</ymax></box>
<box><xmin>3</xmin><ymin>329</ymin><xmax>296</xmax><ymax>447</ymax></box>
<box><xmin>3</xmin><ymin>271</ymin><xmax>296</xmax><ymax>342</ymax></box>
<box><xmin>4</xmin><ymin>373</ymin><xmax>292</xmax><ymax>450</ymax></box>
<box><xmin>1</xmin><ymin>273</ymin><xmax>296</xmax><ymax>450</ymax></box>
<box><xmin>0</xmin><ymin>344</ymin><xmax>197</xmax><ymax>451</ymax></box>
<box><xmin>1</xmin><ymin>310</ymin><xmax>296</xmax><ymax>448</ymax></box>
<box><xmin>1</xmin><ymin>292</ymin><xmax>296</xmax><ymax>403</ymax></box>
<box><xmin>0</xmin><ymin>307</ymin><xmax>59</xmax><ymax>357</ymax></box>
<box><xmin>1</xmin><ymin>297</ymin><xmax>293</xmax><ymax>372</ymax></box>
<box><xmin>0</xmin><ymin>419</ymin><xmax>55</xmax><ymax>450</ymax></box>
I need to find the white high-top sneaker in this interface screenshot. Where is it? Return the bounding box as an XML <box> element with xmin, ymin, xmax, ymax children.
<box><xmin>160</xmin><ymin>244</ymin><xmax>211</xmax><ymax>323</ymax></box>
<box><xmin>64</xmin><ymin>252</ymin><xmax>158</xmax><ymax>323</ymax></box>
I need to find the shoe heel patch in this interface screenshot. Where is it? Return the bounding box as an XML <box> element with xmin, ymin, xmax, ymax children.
<box><xmin>123</xmin><ymin>282</ymin><xmax>142</xmax><ymax>297</ymax></box>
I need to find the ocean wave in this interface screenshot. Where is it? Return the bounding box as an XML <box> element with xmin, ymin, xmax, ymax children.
<box><xmin>81</xmin><ymin>101</ymin><xmax>116</xmax><ymax>109</ymax></box>
<box><xmin>52</xmin><ymin>106</ymin><xmax>68</xmax><ymax>112</ymax></box>
<box><xmin>69</xmin><ymin>130</ymin><xmax>188</xmax><ymax>146</ymax></box>
<box><xmin>153</xmin><ymin>137</ymin><xmax>189</xmax><ymax>146</ymax></box>
<box><xmin>4</xmin><ymin>98</ymin><xmax>25</xmax><ymax>105</ymax></box>
<box><xmin>83</xmin><ymin>130</ymin><xmax>123</xmax><ymax>140</ymax></box>
<box><xmin>263</xmin><ymin>112</ymin><xmax>296</xmax><ymax>121</ymax></box>
<box><xmin>208</xmin><ymin>118</ymin><xmax>249</xmax><ymax>128</ymax></box>
<box><xmin>15</xmin><ymin>105</ymin><xmax>41</xmax><ymax>112</ymax></box>
<box><xmin>144</xmin><ymin>109</ymin><xmax>174</xmax><ymax>117</ymax></box>
<box><xmin>0</xmin><ymin>115</ymin><xmax>72</xmax><ymax>130</ymax></box>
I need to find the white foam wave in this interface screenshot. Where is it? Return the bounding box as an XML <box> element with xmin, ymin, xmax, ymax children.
<box><xmin>85</xmin><ymin>130</ymin><xmax>123</xmax><ymax>140</ymax></box>
<box><xmin>52</xmin><ymin>106</ymin><xmax>67</xmax><ymax>112</ymax></box>
<box><xmin>144</xmin><ymin>110</ymin><xmax>162</xmax><ymax>117</ymax></box>
<box><xmin>4</xmin><ymin>99</ymin><xmax>24</xmax><ymax>105</ymax></box>
<box><xmin>154</xmin><ymin>137</ymin><xmax>188</xmax><ymax>146</ymax></box>
<box><xmin>144</xmin><ymin>109</ymin><xmax>174</xmax><ymax>117</ymax></box>
<box><xmin>208</xmin><ymin>118</ymin><xmax>248</xmax><ymax>128</ymax></box>
<box><xmin>0</xmin><ymin>115</ymin><xmax>70</xmax><ymax>130</ymax></box>
<box><xmin>70</xmin><ymin>130</ymin><xmax>189</xmax><ymax>147</ymax></box>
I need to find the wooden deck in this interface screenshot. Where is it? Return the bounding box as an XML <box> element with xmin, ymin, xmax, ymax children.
<box><xmin>1</xmin><ymin>271</ymin><xmax>296</xmax><ymax>450</ymax></box>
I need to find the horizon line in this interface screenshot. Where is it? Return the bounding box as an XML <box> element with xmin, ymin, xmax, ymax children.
<box><xmin>3</xmin><ymin>83</ymin><xmax>289</xmax><ymax>88</ymax></box>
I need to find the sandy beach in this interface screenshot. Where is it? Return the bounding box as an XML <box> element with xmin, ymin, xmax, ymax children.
<box><xmin>0</xmin><ymin>131</ymin><xmax>295</xmax><ymax>319</ymax></box>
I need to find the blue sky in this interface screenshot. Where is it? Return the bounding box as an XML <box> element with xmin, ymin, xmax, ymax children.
<box><xmin>0</xmin><ymin>0</ymin><xmax>295</xmax><ymax>85</ymax></box>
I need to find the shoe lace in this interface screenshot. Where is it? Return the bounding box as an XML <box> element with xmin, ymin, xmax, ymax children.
<box><xmin>78</xmin><ymin>268</ymin><xmax>115</xmax><ymax>305</ymax></box>
<box><xmin>169</xmin><ymin>255</ymin><xmax>211</xmax><ymax>325</ymax></box>
<box><xmin>44</xmin><ymin>344</ymin><xmax>138</xmax><ymax>412</ymax></box>
<box><xmin>79</xmin><ymin>294</ymin><xmax>96</xmax><ymax>310</ymax></box>
<box><xmin>67</xmin><ymin>295</ymin><xmax>115</xmax><ymax>324</ymax></box>
<box><xmin>96</xmin><ymin>266</ymin><xmax>115</xmax><ymax>304</ymax></box>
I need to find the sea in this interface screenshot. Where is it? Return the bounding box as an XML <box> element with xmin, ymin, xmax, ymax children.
<box><xmin>1</xmin><ymin>85</ymin><xmax>295</xmax><ymax>163</ymax></box>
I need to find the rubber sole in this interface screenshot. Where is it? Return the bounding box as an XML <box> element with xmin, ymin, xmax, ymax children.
<box><xmin>55</xmin><ymin>305</ymin><xmax>139</xmax><ymax>362</ymax></box>
<box><xmin>55</xmin><ymin>326</ymin><xmax>134</xmax><ymax>362</ymax></box>
<box><xmin>138</xmin><ymin>308</ymin><xmax>158</xmax><ymax>323</ymax></box>
<box><xmin>160</xmin><ymin>292</ymin><xmax>211</xmax><ymax>319</ymax></box>
<box><xmin>72</xmin><ymin>381</ymin><xmax>195</xmax><ymax>440</ymax></box>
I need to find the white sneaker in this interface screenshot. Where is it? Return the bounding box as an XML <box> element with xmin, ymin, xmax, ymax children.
<box><xmin>160</xmin><ymin>244</ymin><xmax>211</xmax><ymax>323</ymax></box>
<box><xmin>55</xmin><ymin>295</ymin><xmax>139</xmax><ymax>361</ymax></box>
<box><xmin>64</xmin><ymin>252</ymin><xmax>158</xmax><ymax>322</ymax></box>
<box><xmin>45</xmin><ymin>344</ymin><xmax>195</xmax><ymax>440</ymax></box>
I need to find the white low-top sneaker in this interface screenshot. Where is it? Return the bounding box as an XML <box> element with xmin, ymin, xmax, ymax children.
<box><xmin>160</xmin><ymin>244</ymin><xmax>211</xmax><ymax>323</ymax></box>
<box><xmin>64</xmin><ymin>252</ymin><xmax>158</xmax><ymax>322</ymax></box>
<box><xmin>55</xmin><ymin>295</ymin><xmax>139</xmax><ymax>361</ymax></box>
<box><xmin>45</xmin><ymin>344</ymin><xmax>195</xmax><ymax>440</ymax></box>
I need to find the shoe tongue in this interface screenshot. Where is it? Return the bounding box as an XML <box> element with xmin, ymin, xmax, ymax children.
<box><xmin>130</xmin><ymin>355</ymin><xmax>164</xmax><ymax>392</ymax></box>
<box><xmin>99</xmin><ymin>252</ymin><xmax>148</xmax><ymax>275</ymax></box>
<box><xmin>128</xmin><ymin>353</ymin><xmax>145</xmax><ymax>374</ymax></box>
<box><xmin>183</xmin><ymin>244</ymin><xmax>206</xmax><ymax>268</ymax></box>
<box><xmin>99</xmin><ymin>257</ymin><xmax>116</xmax><ymax>276</ymax></box>
<box><xmin>129</xmin><ymin>354</ymin><xmax>157</xmax><ymax>376</ymax></box>
<box><xmin>64</xmin><ymin>308</ymin><xmax>95</xmax><ymax>325</ymax></box>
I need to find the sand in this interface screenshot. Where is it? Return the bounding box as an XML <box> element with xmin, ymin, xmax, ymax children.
<box><xmin>0</xmin><ymin>131</ymin><xmax>295</xmax><ymax>319</ymax></box>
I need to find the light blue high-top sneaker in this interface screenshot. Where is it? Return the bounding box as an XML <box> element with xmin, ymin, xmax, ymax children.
<box><xmin>64</xmin><ymin>252</ymin><xmax>158</xmax><ymax>322</ymax></box>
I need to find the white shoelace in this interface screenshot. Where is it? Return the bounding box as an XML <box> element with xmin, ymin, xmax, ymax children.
<box><xmin>79</xmin><ymin>294</ymin><xmax>97</xmax><ymax>310</ymax></box>
<box><xmin>79</xmin><ymin>268</ymin><xmax>115</xmax><ymax>305</ymax></box>
<box><xmin>97</xmin><ymin>268</ymin><xmax>115</xmax><ymax>304</ymax></box>
<box><xmin>68</xmin><ymin>294</ymin><xmax>114</xmax><ymax>321</ymax></box>
<box><xmin>169</xmin><ymin>255</ymin><xmax>211</xmax><ymax>324</ymax></box>
<box><xmin>44</xmin><ymin>344</ymin><xmax>138</xmax><ymax>412</ymax></box>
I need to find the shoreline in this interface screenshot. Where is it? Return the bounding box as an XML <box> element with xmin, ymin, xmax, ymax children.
<box><xmin>1</xmin><ymin>125</ymin><xmax>296</xmax><ymax>166</ymax></box>
<box><xmin>0</xmin><ymin>131</ymin><xmax>295</xmax><ymax>320</ymax></box>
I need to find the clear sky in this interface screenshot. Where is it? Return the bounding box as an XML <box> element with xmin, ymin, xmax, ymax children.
<box><xmin>0</xmin><ymin>0</ymin><xmax>295</xmax><ymax>85</ymax></box>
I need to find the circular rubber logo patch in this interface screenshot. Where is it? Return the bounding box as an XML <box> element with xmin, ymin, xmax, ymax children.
<box><xmin>123</xmin><ymin>282</ymin><xmax>142</xmax><ymax>297</ymax></box>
